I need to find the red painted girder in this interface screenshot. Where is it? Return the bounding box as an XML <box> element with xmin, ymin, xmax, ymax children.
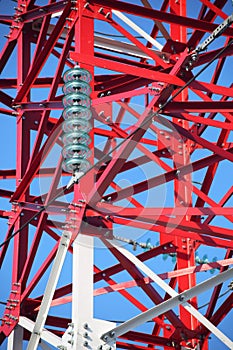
<box><xmin>187</xmin><ymin>0</ymin><xmax>228</xmax><ymax>48</ymax></box>
<box><xmin>14</xmin><ymin>2</ymin><xmax>72</xmax><ymax>103</ymax></box>
<box><xmin>191</xmin><ymin>77</ymin><xmax>233</xmax><ymax>100</ymax></box>
<box><xmin>10</xmin><ymin>118</ymin><xmax>62</xmax><ymax>202</ymax></box>
<box><xmin>111</xmin><ymin>216</ymin><xmax>233</xmax><ymax>250</ymax></box>
<box><xmin>0</xmin><ymin>210</ymin><xmax>11</xmax><ymax>218</ymax></box>
<box><xmin>0</xmin><ymin>108</ymin><xmax>13</xmax><ymax>116</ymax></box>
<box><xmin>21</xmin><ymin>241</ymin><xmax>59</xmax><ymax>302</ymax></box>
<box><xmin>92</xmin><ymin>0</ymin><xmax>233</xmax><ymax>37</ymax></box>
<box><xmin>0</xmin><ymin>189</ymin><xmax>14</xmax><ymax>198</ymax></box>
<box><xmin>94</xmin><ymin>204</ymin><xmax>233</xmax><ymax>217</ymax></box>
<box><xmin>105</xmin><ymin>207</ymin><xmax>233</xmax><ymax>240</ymax></box>
<box><xmin>0</xmin><ymin>40</ymin><xmax>17</xmax><ymax>74</ymax></box>
<box><xmin>87</xmin><ymin>52</ymin><xmax>189</xmax><ymax>204</ymax></box>
<box><xmin>164</xmin><ymin>101</ymin><xmax>233</xmax><ymax>113</ymax></box>
<box><xmin>102</xmin><ymin>239</ymin><xmax>186</xmax><ymax>330</ymax></box>
<box><xmin>194</xmin><ymin>130</ymin><xmax>230</xmax><ymax>211</ymax></box>
<box><xmin>110</xmin><ymin>17</ymin><xmax>169</xmax><ymax>69</ymax></box>
<box><xmin>0</xmin><ymin>77</ymin><xmax>62</xmax><ymax>88</ymax></box>
<box><xmin>28</xmin><ymin>24</ymin><xmax>74</xmax><ymax>169</ymax></box>
<box><xmin>120</xmin><ymin>331</ymin><xmax>177</xmax><ymax>347</ymax></box>
<box><xmin>207</xmin><ymin>293</ymin><xmax>233</xmax><ymax>333</ymax></box>
<box><xmin>204</xmin><ymin>186</ymin><xmax>233</xmax><ymax>226</ymax></box>
<box><xmin>70</xmin><ymin>53</ymin><xmax>184</xmax><ymax>87</ymax></box>
<box><xmin>199</xmin><ymin>0</ymin><xmax>228</xmax><ymax>19</ymax></box>
<box><xmin>0</xmin><ymin>223</ymin><xmax>15</xmax><ymax>268</ymax></box>
<box><xmin>205</xmin><ymin>250</ymin><xmax>233</xmax><ymax>320</ymax></box>
<box><xmin>0</xmin><ymin>90</ymin><xmax>13</xmax><ymax>108</ymax></box>
<box><xmin>19</xmin><ymin>156</ymin><xmax>63</xmax><ymax>288</ymax></box>
<box><xmin>19</xmin><ymin>1</ymin><xmax>66</xmax><ymax>22</ymax></box>
<box><xmin>16</xmin><ymin>79</ymin><xmax>233</xmax><ymax>110</ymax></box>
<box><xmin>155</xmin><ymin>115</ymin><xmax>233</xmax><ymax>162</ymax></box>
<box><xmin>94</xmin><ymin>243</ymin><xmax>175</xmax><ymax>283</ymax></box>
<box><xmin>93</xmin><ymin>266</ymin><xmax>149</xmax><ymax>314</ymax></box>
<box><xmin>117</xmin><ymin>341</ymin><xmax>167</xmax><ymax>350</ymax></box>
<box><xmin>94</xmin><ymin>257</ymin><xmax>233</xmax><ymax>297</ymax></box>
<box><xmin>0</xmin><ymin>15</ymin><xmax>12</xmax><ymax>25</ymax></box>
<box><xmin>103</xmin><ymin>148</ymin><xmax>233</xmax><ymax>204</ymax></box>
<box><xmin>188</xmin><ymin>89</ymin><xmax>233</xmax><ymax>124</ymax></box>
<box><xmin>192</xmin><ymin>45</ymin><xmax>233</xmax><ymax>69</ymax></box>
<box><xmin>168</xmin><ymin>112</ymin><xmax>233</xmax><ymax>130</ymax></box>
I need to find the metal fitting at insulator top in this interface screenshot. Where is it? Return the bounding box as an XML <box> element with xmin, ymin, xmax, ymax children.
<box><xmin>61</xmin><ymin>66</ymin><xmax>92</xmax><ymax>174</ymax></box>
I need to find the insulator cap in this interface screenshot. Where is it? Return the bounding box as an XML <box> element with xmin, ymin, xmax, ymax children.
<box><xmin>63</xmin><ymin>80</ymin><xmax>91</xmax><ymax>96</ymax></box>
<box><xmin>62</xmin><ymin>92</ymin><xmax>91</xmax><ymax>108</ymax></box>
<box><xmin>62</xmin><ymin>105</ymin><xmax>92</xmax><ymax>120</ymax></box>
<box><xmin>62</xmin><ymin>118</ymin><xmax>92</xmax><ymax>133</ymax></box>
<box><xmin>63</xmin><ymin>67</ymin><xmax>92</xmax><ymax>83</ymax></box>
<box><xmin>62</xmin><ymin>144</ymin><xmax>91</xmax><ymax>159</ymax></box>
<box><xmin>62</xmin><ymin>157</ymin><xmax>91</xmax><ymax>173</ymax></box>
<box><xmin>62</xmin><ymin>131</ymin><xmax>91</xmax><ymax>146</ymax></box>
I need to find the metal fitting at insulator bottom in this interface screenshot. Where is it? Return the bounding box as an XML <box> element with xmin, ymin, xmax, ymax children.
<box><xmin>62</xmin><ymin>66</ymin><xmax>92</xmax><ymax>174</ymax></box>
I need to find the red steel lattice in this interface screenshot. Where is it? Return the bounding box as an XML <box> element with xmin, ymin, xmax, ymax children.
<box><xmin>0</xmin><ymin>0</ymin><xmax>233</xmax><ymax>349</ymax></box>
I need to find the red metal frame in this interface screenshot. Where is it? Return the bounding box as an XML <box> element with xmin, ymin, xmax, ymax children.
<box><xmin>0</xmin><ymin>0</ymin><xmax>233</xmax><ymax>349</ymax></box>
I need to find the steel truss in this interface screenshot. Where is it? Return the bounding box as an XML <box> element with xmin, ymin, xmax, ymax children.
<box><xmin>0</xmin><ymin>0</ymin><xmax>233</xmax><ymax>349</ymax></box>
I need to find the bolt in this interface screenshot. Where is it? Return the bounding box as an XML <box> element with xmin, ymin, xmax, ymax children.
<box><xmin>110</xmin><ymin>331</ymin><xmax>115</xmax><ymax>338</ymax></box>
<box><xmin>83</xmin><ymin>322</ymin><xmax>89</xmax><ymax>329</ymax></box>
<box><xmin>68</xmin><ymin>340</ymin><xmax>74</xmax><ymax>345</ymax></box>
<box><xmin>105</xmin><ymin>12</ymin><xmax>111</xmax><ymax>18</ymax></box>
<box><xmin>191</xmin><ymin>53</ymin><xmax>198</xmax><ymax>61</ymax></box>
<box><xmin>102</xmin><ymin>335</ymin><xmax>108</xmax><ymax>342</ymax></box>
<box><xmin>83</xmin><ymin>332</ymin><xmax>89</xmax><ymax>338</ymax></box>
<box><xmin>179</xmin><ymin>294</ymin><xmax>185</xmax><ymax>301</ymax></box>
<box><xmin>98</xmin><ymin>7</ymin><xmax>104</xmax><ymax>13</ymax></box>
<box><xmin>83</xmin><ymin>341</ymin><xmax>88</xmax><ymax>347</ymax></box>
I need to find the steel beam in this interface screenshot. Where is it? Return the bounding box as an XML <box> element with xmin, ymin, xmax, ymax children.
<box><xmin>101</xmin><ymin>242</ymin><xmax>233</xmax><ymax>349</ymax></box>
<box><xmin>26</xmin><ymin>230</ymin><xmax>72</xmax><ymax>350</ymax></box>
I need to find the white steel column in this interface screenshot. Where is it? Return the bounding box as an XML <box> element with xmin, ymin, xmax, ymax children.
<box><xmin>61</xmin><ymin>234</ymin><xmax>116</xmax><ymax>349</ymax></box>
<box><xmin>101</xmin><ymin>242</ymin><xmax>233</xmax><ymax>349</ymax></box>
<box><xmin>71</xmin><ymin>234</ymin><xmax>94</xmax><ymax>349</ymax></box>
<box><xmin>26</xmin><ymin>230</ymin><xmax>72</xmax><ymax>350</ymax></box>
<box><xmin>7</xmin><ymin>325</ymin><xmax>23</xmax><ymax>350</ymax></box>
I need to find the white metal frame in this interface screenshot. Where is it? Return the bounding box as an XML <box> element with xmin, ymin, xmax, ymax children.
<box><xmin>100</xmin><ymin>241</ymin><xmax>233</xmax><ymax>349</ymax></box>
<box><xmin>25</xmin><ymin>230</ymin><xmax>72</xmax><ymax>350</ymax></box>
